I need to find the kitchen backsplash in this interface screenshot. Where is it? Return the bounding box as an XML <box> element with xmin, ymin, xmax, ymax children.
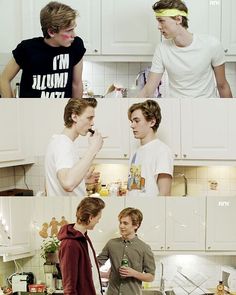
<box><xmin>82</xmin><ymin>61</ymin><xmax>236</xmax><ymax>97</ymax></box>
<box><xmin>0</xmin><ymin>61</ymin><xmax>236</xmax><ymax>97</ymax></box>
<box><xmin>1</xmin><ymin>157</ymin><xmax>236</xmax><ymax>197</ymax></box>
<box><xmin>1</xmin><ymin>252</ymin><xmax>236</xmax><ymax>290</ymax></box>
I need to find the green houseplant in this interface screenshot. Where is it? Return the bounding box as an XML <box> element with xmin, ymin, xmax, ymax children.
<box><xmin>40</xmin><ymin>235</ymin><xmax>60</xmax><ymax>264</ymax></box>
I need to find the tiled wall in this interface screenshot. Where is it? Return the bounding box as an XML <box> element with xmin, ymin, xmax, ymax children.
<box><xmin>1</xmin><ymin>252</ymin><xmax>236</xmax><ymax>290</ymax></box>
<box><xmin>1</xmin><ymin>60</ymin><xmax>235</xmax><ymax>97</ymax></box>
<box><xmin>1</xmin><ymin>162</ymin><xmax>236</xmax><ymax>197</ymax></box>
<box><xmin>81</xmin><ymin>61</ymin><xmax>236</xmax><ymax>98</ymax></box>
<box><xmin>0</xmin><ymin>258</ymin><xmax>15</xmax><ymax>287</ymax></box>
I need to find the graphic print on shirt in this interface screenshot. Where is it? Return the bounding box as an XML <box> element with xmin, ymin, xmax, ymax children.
<box><xmin>127</xmin><ymin>153</ymin><xmax>146</xmax><ymax>192</ymax></box>
<box><xmin>32</xmin><ymin>54</ymin><xmax>69</xmax><ymax>98</ymax></box>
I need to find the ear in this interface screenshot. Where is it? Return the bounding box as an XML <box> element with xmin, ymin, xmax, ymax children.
<box><xmin>175</xmin><ymin>15</ymin><xmax>182</xmax><ymax>25</ymax></box>
<box><xmin>150</xmin><ymin>119</ymin><xmax>156</xmax><ymax>127</ymax></box>
<box><xmin>71</xmin><ymin>113</ymin><xmax>77</xmax><ymax>124</ymax></box>
<box><xmin>47</xmin><ymin>28</ymin><xmax>55</xmax><ymax>38</ymax></box>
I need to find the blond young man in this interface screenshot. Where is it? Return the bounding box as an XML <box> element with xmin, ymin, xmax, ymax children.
<box><xmin>0</xmin><ymin>1</ymin><xmax>85</xmax><ymax>98</ymax></box>
<box><xmin>45</xmin><ymin>98</ymin><xmax>103</xmax><ymax>196</ymax></box>
<box><xmin>97</xmin><ymin>207</ymin><xmax>156</xmax><ymax>295</ymax></box>
<box><xmin>139</xmin><ymin>0</ymin><xmax>232</xmax><ymax>98</ymax></box>
<box><xmin>127</xmin><ymin>99</ymin><xmax>173</xmax><ymax>197</ymax></box>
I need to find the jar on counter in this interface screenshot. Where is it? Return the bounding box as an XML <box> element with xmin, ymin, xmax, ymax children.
<box><xmin>99</xmin><ymin>184</ymin><xmax>109</xmax><ymax>197</ymax></box>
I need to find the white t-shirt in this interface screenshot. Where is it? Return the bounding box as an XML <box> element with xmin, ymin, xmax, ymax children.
<box><xmin>45</xmin><ymin>134</ymin><xmax>86</xmax><ymax>196</ymax></box>
<box><xmin>127</xmin><ymin>138</ymin><xmax>173</xmax><ymax>197</ymax></box>
<box><xmin>151</xmin><ymin>34</ymin><xmax>225</xmax><ymax>98</ymax></box>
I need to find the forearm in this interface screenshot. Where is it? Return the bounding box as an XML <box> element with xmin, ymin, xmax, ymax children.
<box><xmin>218</xmin><ymin>82</ymin><xmax>233</xmax><ymax>98</ymax></box>
<box><xmin>72</xmin><ymin>80</ymin><xmax>83</xmax><ymax>98</ymax></box>
<box><xmin>58</xmin><ymin>146</ymin><xmax>98</xmax><ymax>192</ymax></box>
<box><xmin>132</xmin><ymin>270</ymin><xmax>154</xmax><ymax>282</ymax></box>
<box><xmin>0</xmin><ymin>78</ymin><xmax>14</xmax><ymax>98</ymax></box>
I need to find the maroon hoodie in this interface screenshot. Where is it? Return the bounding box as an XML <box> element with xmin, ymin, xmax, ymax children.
<box><xmin>58</xmin><ymin>224</ymin><xmax>103</xmax><ymax>295</ymax></box>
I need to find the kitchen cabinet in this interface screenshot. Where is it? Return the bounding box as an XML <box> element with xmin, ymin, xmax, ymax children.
<box><xmin>184</xmin><ymin>0</ymin><xmax>221</xmax><ymax>39</ymax></box>
<box><xmin>30</xmin><ymin>98</ymin><xmax>130</xmax><ymax>159</ymax></box>
<box><xmin>21</xmin><ymin>0</ymin><xmax>100</xmax><ymax>55</ymax></box>
<box><xmin>0</xmin><ymin>1</ymin><xmax>22</xmax><ymax>53</ymax></box>
<box><xmin>206</xmin><ymin>196</ymin><xmax>236</xmax><ymax>251</ymax></box>
<box><xmin>0</xmin><ymin>100</ymin><xmax>34</xmax><ymax>168</ymax></box>
<box><xmin>20</xmin><ymin>0</ymin><xmax>160</xmax><ymax>58</ymax></box>
<box><xmin>221</xmin><ymin>0</ymin><xmax>236</xmax><ymax>55</ymax></box>
<box><xmin>82</xmin><ymin>197</ymin><xmax>125</xmax><ymax>252</ymax></box>
<box><xmin>0</xmin><ymin>197</ymin><xmax>33</xmax><ymax>261</ymax></box>
<box><xmin>101</xmin><ymin>0</ymin><xmax>160</xmax><ymax>55</ymax></box>
<box><xmin>180</xmin><ymin>99</ymin><xmax>236</xmax><ymax>160</ymax></box>
<box><xmin>125</xmin><ymin>196</ymin><xmax>205</xmax><ymax>251</ymax></box>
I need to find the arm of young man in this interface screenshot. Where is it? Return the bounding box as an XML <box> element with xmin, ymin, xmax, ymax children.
<box><xmin>72</xmin><ymin>59</ymin><xmax>83</xmax><ymax>98</ymax></box>
<box><xmin>57</xmin><ymin>132</ymin><xmax>103</xmax><ymax>192</ymax></box>
<box><xmin>213</xmin><ymin>64</ymin><xmax>233</xmax><ymax>98</ymax></box>
<box><xmin>138</xmin><ymin>72</ymin><xmax>163</xmax><ymax>98</ymax></box>
<box><xmin>157</xmin><ymin>173</ymin><xmax>172</xmax><ymax>196</ymax></box>
<box><xmin>119</xmin><ymin>267</ymin><xmax>154</xmax><ymax>282</ymax></box>
<box><xmin>0</xmin><ymin>58</ymin><xmax>20</xmax><ymax>98</ymax></box>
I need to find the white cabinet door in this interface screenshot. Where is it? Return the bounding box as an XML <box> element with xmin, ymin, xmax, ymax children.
<box><xmin>86</xmin><ymin>197</ymin><xmax>125</xmax><ymax>252</ymax></box>
<box><xmin>206</xmin><ymin>196</ymin><xmax>236</xmax><ymax>251</ymax></box>
<box><xmin>0</xmin><ymin>100</ymin><xmax>34</xmax><ymax>167</ymax></box>
<box><xmin>125</xmin><ymin>197</ymin><xmax>166</xmax><ymax>251</ymax></box>
<box><xmin>181</xmin><ymin>99</ymin><xmax>236</xmax><ymax>160</ymax></box>
<box><xmin>0</xmin><ymin>1</ymin><xmax>22</xmax><ymax>53</ymax></box>
<box><xmin>78</xmin><ymin>99</ymin><xmax>130</xmax><ymax>159</ymax></box>
<box><xmin>166</xmin><ymin>197</ymin><xmax>206</xmax><ymax>251</ymax></box>
<box><xmin>221</xmin><ymin>0</ymin><xmax>236</xmax><ymax>55</ymax></box>
<box><xmin>101</xmin><ymin>0</ymin><xmax>160</xmax><ymax>55</ymax></box>
<box><xmin>184</xmin><ymin>0</ymin><xmax>221</xmax><ymax>39</ymax></box>
<box><xmin>0</xmin><ymin>197</ymin><xmax>32</xmax><ymax>247</ymax></box>
<box><xmin>21</xmin><ymin>0</ymin><xmax>100</xmax><ymax>55</ymax></box>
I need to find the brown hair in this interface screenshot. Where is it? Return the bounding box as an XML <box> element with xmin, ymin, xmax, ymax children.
<box><xmin>76</xmin><ymin>197</ymin><xmax>105</xmax><ymax>225</ymax></box>
<box><xmin>40</xmin><ymin>1</ymin><xmax>78</xmax><ymax>38</ymax></box>
<box><xmin>64</xmin><ymin>98</ymin><xmax>97</xmax><ymax>128</ymax></box>
<box><xmin>118</xmin><ymin>207</ymin><xmax>143</xmax><ymax>232</ymax></box>
<box><xmin>128</xmin><ymin>99</ymin><xmax>162</xmax><ymax>132</ymax></box>
<box><xmin>152</xmin><ymin>0</ymin><xmax>189</xmax><ymax>28</ymax></box>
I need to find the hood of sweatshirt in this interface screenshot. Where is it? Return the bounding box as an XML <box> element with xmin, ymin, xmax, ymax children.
<box><xmin>58</xmin><ymin>223</ymin><xmax>87</xmax><ymax>241</ymax></box>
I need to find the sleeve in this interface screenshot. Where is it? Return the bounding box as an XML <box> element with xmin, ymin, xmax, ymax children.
<box><xmin>54</xmin><ymin>139</ymin><xmax>74</xmax><ymax>172</ymax></box>
<box><xmin>59</xmin><ymin>240</ymin><xmax>80</xmax><ymax>295</ymax></box>
<box><xmin>155</xmin><ymin>145</ymin><xmax>173</xmax><ymax>177</ymax></box>
<box><xmin>71</xmin><ymin>36</ymin><xmax>86</xmax><ymax>66</ymax></box>
<box><xmin>143</xmin><ymin>244</ymin><xmax>156</xmax><ymax>275</ymax></box>
<box><xmin>96</xmin><ymin>243</ymin><xmax>110</xmax><ymax>266</ymax></box>
<box><xmin>210</xmin><ymin>36</ymin><xmax>225</xmax><ymax>67</ymax></box>
<box><xmin>150</xmin><ymin>44</ymin><xmax>165</xmax><ymax>74</ymax></box>
<box><xmin>12</xmin><ymin>41</ymin><xmax>27</xmax><ymax>69</ymax></box>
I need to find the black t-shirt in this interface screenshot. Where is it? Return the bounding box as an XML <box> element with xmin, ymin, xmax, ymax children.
<box><xmin>13</xmin><ymin>36</ymin><xmax>86</xmax><ymax>98</ymax></box>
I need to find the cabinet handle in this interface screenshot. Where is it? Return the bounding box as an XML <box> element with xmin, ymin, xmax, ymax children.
<box><xmin>167</xmin><ymin>246</ymin><xmax>170</xmax><ymax>250</ymax></box>
<box><xmin>183</xmin><ymin>154</ymin><xmax>187</xmax><ymax>158</ymax></box>
<box><xmin>208</xmin><ymin>246</ymin><xmax>211</xmax><ymax>250</ymax></box>
<box><xmin>94</xmin><ymin>49</ymin><xmax>98</xmax><ymax>53</ymax></box>
<box><xmin>224</xmin><ymin>49</ymin><xmax>228</xmax><ymax>53</ymax></box>
<box><xmin>123</xmin><ymin>154</ymin><xmax>127</xmax><ymax>157</ymax></box>
<box><xmin>174</xmin><ymin>153</ymin><xmax>178</xmax><ymax>158</ymax></box>
<box><xmin>160</xmin><ymin>246</ymin><xmax>164</xmax><ymax>250</ymax></box>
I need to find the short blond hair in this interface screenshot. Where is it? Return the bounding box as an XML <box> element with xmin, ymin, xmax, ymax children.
<box><xmin>40</xmin><ymin>1</ymin><xmax>78</xmax><ymax>38</ymax></box>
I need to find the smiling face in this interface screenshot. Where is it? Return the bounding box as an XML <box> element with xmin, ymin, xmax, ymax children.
<box><xmin>72</xmin><ymin>106</ymin><xmax>95</xmax><ymax>137</ymax></box>
<box><xmin>119</xmin><ymin>216</ymin><xmax>138</xmax><ymax>240</ymax></box>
